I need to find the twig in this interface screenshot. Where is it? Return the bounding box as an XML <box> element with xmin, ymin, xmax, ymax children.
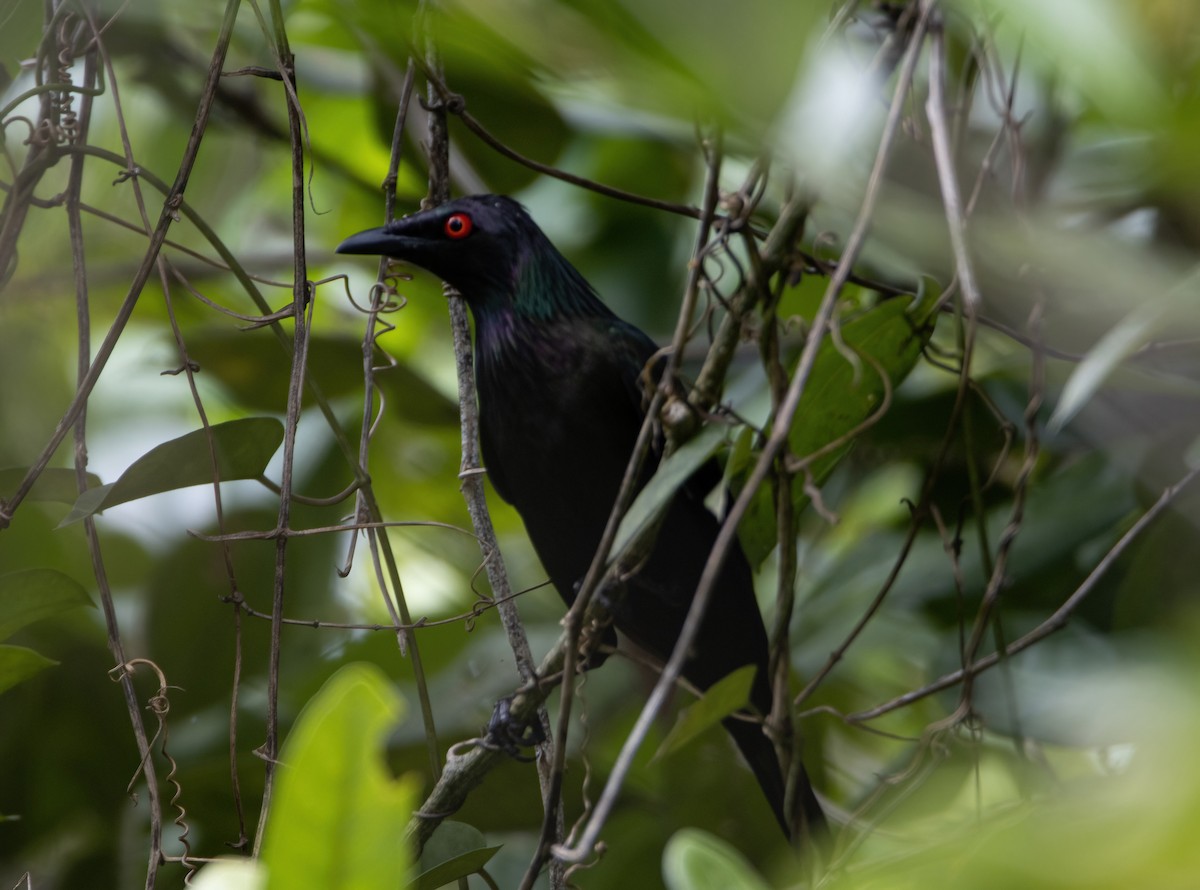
<box><xmin>414</xmin><ymin>57</ymin><xmax>702</xmax><ymax>220</ymax></box>
<box><xmin>926</xmin><ymin>17</ymin><xmax>982</xmax><ymax>316</ymax></box>
<box><xmin>688</xmin><ymin>193</ymin><xmax>809</xmax><ymax>414</ymax></box>
<box><xmin>555</xmin><ymin>7</ymin><xmax>937</xmax><ymax>862</ymax></box>
<box><xmin>848</xmin><ymin>465</ymin><xmax>1200</xmax><ymax>723</ymax></box>
<box><xmin>253</xmin><ymin>0</ymin><xmax>308</xmax><ymax>855</ymax></box>
<box><xmin>0</xmin><ymin>0</ymin><xmax>243</xmax><ymax>528</ymax></box>
<box><xmin>349</xmin><ymin>56</ymin><xmax>446</xmax><ymax>780</ymax></box>
<box><xmin>59</xmin><ymin>15</ymin><xmax>169</xmax><ymax>886</ymax></box>
<box><xmin>525</xmin><ymin>133</ymin><xmax>728</xmax><ymax>883</ymax></box>
<box><xmin>417</xmin><ymin>7</ymin><xmax>560</xmax><ymax>883</ymax></box>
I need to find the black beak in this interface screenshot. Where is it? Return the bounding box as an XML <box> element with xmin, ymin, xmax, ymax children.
<box><xmin>336</xmin><ymin>226</ymin><xmax>417</xmax><ymax>258</ymax></box>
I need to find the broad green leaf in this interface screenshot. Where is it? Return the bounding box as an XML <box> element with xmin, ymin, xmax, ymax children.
<box><xmin>612</xmin><ymin>423</ymin><xmax>728</xmax><ymax>559</ymax></box>
<box><xmin>0</xmin><ymin>569</ymin><xmax>92</xmax><ymax>640</ymax></box>
<box><xmin>0</xmin><ymin>644</ymin><xmax>58</xmax><ymax>696</ymax></box>
<box><xmin>262</xmin><ymin>663</ymin><xmax>417</xmax><ymax>890</ymax></box>
<box><xmin>59</xmin><ymin>417</ymin><xmax>284</xmax><ymax>526</ymax></box>
<box><xmin>0</xmin><ymin>468</ymin><xmax>103</xmax><ymax>504</ymax></box>
<box><xmin>410</xmin><ymin>821</ymin><xmax>502</xmax><ymax>890</ymax></box>
<box><xmin>656</xmin><ymin>664</ymin><xmax>756</xmax><ymax>759</ymax></box>
<box><xmin>788</xmin><ymin>292</ymin><xmax>936</xmax><ymax>477</ymax></box>
<box><xmin>662</xmin><ymin>828</ymin><xmax>771</xmax><ymax>890</ymax></box>
<box><xmin>737</xmin><ymin>288</ymin><xmax>937</xmax><ymax>567</ymax></box>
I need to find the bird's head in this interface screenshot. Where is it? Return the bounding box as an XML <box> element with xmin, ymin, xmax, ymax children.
<box><xmin>337</xmin><ymin>195</ymin><xmax>555</xmax><ymax>309</ymax></box>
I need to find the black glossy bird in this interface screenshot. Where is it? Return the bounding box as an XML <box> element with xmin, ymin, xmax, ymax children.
<box><xmin>338</xmin><ymin>195</ymin><xmax>824</xmax><ymax>839</ymax></box>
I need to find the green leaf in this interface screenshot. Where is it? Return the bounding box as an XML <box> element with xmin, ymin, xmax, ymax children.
<box><xmin>59</xmin><ymin>417</ymin><xmax>284</xmax><ymax>526</ymax></box>
<box><xmin>0</xmin><ymin>569</ymin><xmax>93</xmax><ymax>640</ymax></box>
<box><xmin>190</xmin><ymin>859</ymin><xmax>265</xmax><ymax>890</ymax></box>
<box><xmin>612</xmin><ymin>423</ymin><xmax>728</xmax><ymax>558</ymax></box>
<box><xmin>0</xmin><ymin>468</ymin><xmax>103</xmax><ymax>504</ymax></box>
<box><xmin>836</xmin><ymin>662</ymin><xmax>1200</xmax><ymax>890</ymax></box>
<box><xmin>952</xmin><ymin>0</ymin><xmax>1165</xmax><ymax>125</ymax></box>
<box><xmin>262</xmin><ymin>663</ymin><xmax>417</xmax><ymax>890</ymax></box>
<box><xmin>410</xmin><ymin>821</ymin><xmax>502</xmax><ymax>890</ymax></box>
<box><xmin>736</xmin><ymin>484</ymin><xmax>780</xmax><ymax>574</ymax></box>
<box><xmin>656</xmin><ymin>665</ymin><xmax>757</xmax><ymax>759</ymax></box>
<box><xmin>789</xmin><ymin>292</ymin><xmax>935</xmax><ymax>474</ymax></box>
<box><xmin>737</xmin><ymin>288</ymin><xmax>937</xmax><ymax>567</ymax></box>
<box><xmin>662</xmin><ymin>828</ymin><xmax>771</xmax><ymax>890</ymax></box>
<box><xmin>1051</xmin><ymin>296</ymin><xmax>1171</xmax><ymax>431</ymax></box>
<box><xmin>0</xmin><ymin>644</ymin><xmax>58</xmax><ymax>696</ymax></box>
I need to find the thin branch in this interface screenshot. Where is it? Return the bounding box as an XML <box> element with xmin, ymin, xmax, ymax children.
<box><xmin>688</xmin><ymin>193</ymin><xmax>809</xmax><ymax>414</ymax></box>
<box><xmin>926</xmin><ymin>16</ymin><xmax>982</xmax><ymax>316</ymax></box>
<box><xmin>414</xmin><ymin>57</ymin><xmax>701</xmax><ymax>220</ymax></box>
<box><xmin>0</xmin><ymin>0</ymin><xmax>244</xmax><ymax>528</ymax></box>
<box><xmin>401</xmin><ymin>129</ymin><xmax>729</xmax><ymax>860</ymax></box>
<box><xmin>418</xmin><ymin>7</ymin><xmax>559</xmax><ymax>882</ymax></box>
<box><xmin>347</xmin><ymin>56</ymin><xmax>446</xmax><ymax>781</ymax></box>
<box><xmin>848</xmin><ymin>465</ymin><xmax>1200</xmax><ymax>723</ymax></box>
<box><xmin>227</xmin><ymin>581</ymin><xmax>542</xmax><ymax>632</ymax></box>
<box><xmin>522</xmin><ymin>133</ymin><xmax>729</xmax><ymax>886</ymax></box>
<box><xmin>254</xmin><ymin>0</ymin><xmax>308</xmax><ymax>854</ymax></box>
<box><xmin>555</xmin><ymin>8</ymin><xmax>937</xmax><ymax>862</ymax></box>
<box><xmin>61</xmin><ymin>13</ymin><xmax>168</xmax><ymax>886</ymax></box>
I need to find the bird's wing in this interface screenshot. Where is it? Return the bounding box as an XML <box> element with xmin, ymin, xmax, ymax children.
<box><xmin>607</xmin><ymin>318</ymin><xmax>729</xmax><ymax>512</ymax></box>
<box><xmin>608</xmin><ymin>318</ymin><xmax>661</xmax><ymax>428</ymax></box>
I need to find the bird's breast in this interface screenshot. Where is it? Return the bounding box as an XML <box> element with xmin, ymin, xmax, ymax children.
<box><xmin>474</xmin><ymin>331</ymin><xmax>648</xmax><ymax>589</ymax></box>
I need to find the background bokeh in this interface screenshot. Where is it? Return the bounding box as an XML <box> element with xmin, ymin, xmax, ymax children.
<box><xmin>2</xmin><ymin>1</ymin><xmax>1200</xmax><ymax>888</ymax></box>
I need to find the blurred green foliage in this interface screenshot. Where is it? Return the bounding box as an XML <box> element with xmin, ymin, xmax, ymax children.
<box><xmin>2</xmin><ymin>0</ymin><xmax>1200</xmax><ymax>888</ymax></box>
<box><xmin>260</xmin><ymin>664</ymin><xmax>418</xmax><ymax>890</ymax></box>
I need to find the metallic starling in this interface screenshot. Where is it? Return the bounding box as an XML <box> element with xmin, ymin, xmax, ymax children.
<box><xmin>338</xmin><ymin>195</ymin><xmax>824</xmax><ymax>839</ymax></box>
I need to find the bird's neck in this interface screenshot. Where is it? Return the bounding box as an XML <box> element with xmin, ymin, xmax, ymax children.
<box><xmin>472</xmin><ymin>245</ymin><xmax>612</xmax><ymax>357</ymax></box>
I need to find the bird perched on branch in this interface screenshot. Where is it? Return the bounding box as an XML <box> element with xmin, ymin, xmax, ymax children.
<box><xmin>338</xmin><ymin>194</ymin><xmax>824</xmax><ymax>840</ymax></box>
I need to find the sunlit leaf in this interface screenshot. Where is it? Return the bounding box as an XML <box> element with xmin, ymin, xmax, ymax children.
<box><xmin>262</xmin><ymin>663</ymin><xmax>417</xmax><ymax>890</ymax></box>
<box><xmin>462</xmin><ymin>0</ymin><xmax>824</xmax><ymax>129</ymax></box>
<box><xmin>191</xmin><ymin>859</ymin><xmax>265</xmax><ymax>890</ymax></box>
<box><xmin>838</xmin><ymin>665</ymin><xmax>1200</xmax><ymax>890</ymax></box>
<box><xmin>662</xmin><ymin>828</ymin><xmax>771</xmax><ymax>890</ymax></box>
<box><xmin>59</xmin><ymin>418</ymin><xmax>284</xmax><ymax>526</ymax></box>
<box><xmin>951</xmin><ymin>0</ymin><xmax>1166</xmax><ymax>124</ymax></box>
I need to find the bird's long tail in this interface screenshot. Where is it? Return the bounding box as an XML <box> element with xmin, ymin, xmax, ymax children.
<box><xmin>722</xmin><ymin>715</ymin><xmax>826</xmax><ymax>842</ymax></box>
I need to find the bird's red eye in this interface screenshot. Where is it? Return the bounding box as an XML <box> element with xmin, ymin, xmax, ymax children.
<box><xmin>444</xmin><ymin>213</ymin><xmax>473</xmax><ymax>239</ymax></box>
